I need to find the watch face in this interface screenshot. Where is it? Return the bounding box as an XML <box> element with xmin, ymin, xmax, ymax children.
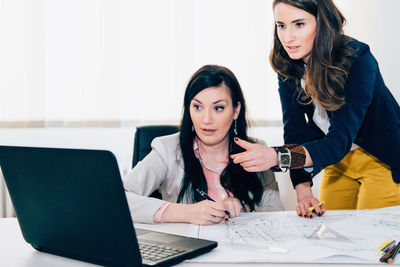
<box><xmin>280</xmin><ymin>154</ymin><xmax>291</xmax><ymax>165</ymax></box>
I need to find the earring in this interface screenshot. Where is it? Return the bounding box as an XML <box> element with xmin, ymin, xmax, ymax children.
<box><xmin>234</xmin><ymin>119</ymin><xmax>237</xmax><ymax>136</ymax></box>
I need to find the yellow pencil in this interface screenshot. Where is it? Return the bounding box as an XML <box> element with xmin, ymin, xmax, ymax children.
<box><xmin>306</xmin><ymin>200</ymin><xmax>325</xmax><ymax>213</ymax></box>
<box><xmin>376</xmin><ymin>238</ymin><xmax>392</xmax><ymax>253</ymax></box>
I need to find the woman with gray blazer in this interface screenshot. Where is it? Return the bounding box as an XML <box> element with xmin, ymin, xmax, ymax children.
<box><xmin>123</xmin><ymin>65</ymin><xmax>283</xmax><ymax>224</ymax></box>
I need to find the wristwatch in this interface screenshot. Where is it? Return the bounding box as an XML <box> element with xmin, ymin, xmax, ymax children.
<box><xmin>273</xmin><ymin>146</ymin><xmax>291</xmax><ymax>172</ymax></box>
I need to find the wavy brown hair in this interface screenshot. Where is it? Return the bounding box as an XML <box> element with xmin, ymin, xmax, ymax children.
<box><xmin>270</xmin><ymin>0</ymin><xmax>356</xmax><ymax>111</ymax></box>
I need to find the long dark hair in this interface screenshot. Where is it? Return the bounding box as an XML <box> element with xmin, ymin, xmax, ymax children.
<box><xmin>177</xmin><ymin>65</ymin><xmax>262</xmax><ymax>211</ymax></box>
<box><xmin>270</xmin><ymin>0</ymin><xmax>356</xmax><ymax>111</ymax></box>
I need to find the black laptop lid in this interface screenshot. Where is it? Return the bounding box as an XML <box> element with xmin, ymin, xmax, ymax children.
<box><xmin>0</xmin><ymin>146</ymin><xmax>142</xmax><ymax>266</ymax></box>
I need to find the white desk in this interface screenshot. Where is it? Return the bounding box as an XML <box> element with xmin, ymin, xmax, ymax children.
<box><xmin>0</xmin><ymin>217</ymin><xmax>393</xmax><ymax>267</ymax></box>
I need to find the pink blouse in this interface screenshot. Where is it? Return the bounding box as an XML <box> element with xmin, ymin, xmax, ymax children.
<box><xmin>193</xmin><ymin>138</ymin><xmax>232</xmax><ymax>201</ymax></box>
<box><xmin>153</xmin><ymin>137</ymin><xmax>231</xmax><ymax>222</ymax></box>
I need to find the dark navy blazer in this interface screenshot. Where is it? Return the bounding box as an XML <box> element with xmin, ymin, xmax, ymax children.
<box><xmin>277</xmin><ymin>39</ymin><xmax>400</xmax><ymax>187</ymax></box>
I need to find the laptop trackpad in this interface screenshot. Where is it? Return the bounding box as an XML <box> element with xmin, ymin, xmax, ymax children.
<box><xmin>139</xmin><ymin>232</ymin><xmax>184</xmax><ymax>243</ymax></box>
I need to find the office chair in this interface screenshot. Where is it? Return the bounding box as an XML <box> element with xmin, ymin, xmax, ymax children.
<box><xmin>132</xmin><ymin>125</ymin><xmax>180</xmax><ymax>199</ymax></box>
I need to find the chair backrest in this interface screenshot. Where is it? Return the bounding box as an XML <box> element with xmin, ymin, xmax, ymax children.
<box><xmin>132</xmin><ymin>125</ymin><xmax>180</xmax><ymax>168</ymax></box>
<box><xmin>132</xmin><ymin>125</ymin><xmax>180</xmax><ymax>199</ymax></box>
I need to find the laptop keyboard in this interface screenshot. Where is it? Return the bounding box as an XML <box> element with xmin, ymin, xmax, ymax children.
<box><xmin>139</xmin><ymin>243</ymin><xmax>186</xmax><ymax>262</ymax></box>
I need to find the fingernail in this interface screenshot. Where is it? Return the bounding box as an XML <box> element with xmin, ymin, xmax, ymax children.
<box><xmin>225</xmin><ymin>218</ymin><xmax>229</xmax><ymax>222</ymax></box>
<box><xmin>234</xmin><ymin>137</ymin><xmax>238</xmax><ymax>141</ymax></box>
<box><xmin>318</xmin><ymin>212</ymin><xmax>322</xmax><ymax>216</ymax></box>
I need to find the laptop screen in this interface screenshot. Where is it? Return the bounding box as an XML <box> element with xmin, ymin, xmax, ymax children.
<box><xmin>0</xmin><ymin>146</ymin><xmax>144</xmax><ymax>266</ymax></box>
<box><xmin>0</xmin><ymin>145</ymin><xmax>217</xmax><ymax>266</ymax></box>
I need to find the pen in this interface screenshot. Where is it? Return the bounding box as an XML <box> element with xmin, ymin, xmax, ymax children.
<box><xmin>306</xmin><ymin>200</ymin><xmax>325</xmax><ymax>213</ymax></box>
<box><xmin>383</xmin><ymin>240</ymin><xmax>396</xmax><ymax>253</ymax></box>
<box><xmin>377</xmin><ymin>238</ymin><xmax>392</xmax><ymax>253</ymax></box>
<box><xmin>388</xmin><ymin>241</ymin><xmax>400</xmax><ymax>264</ymax></box>
<box><xmin>195</xmin><ymin>188</ymin><xmax>232</xmax><ymax>217</ymax></box>
<box><xmin>380</xmin><ymin>244</ymin><xmax>397</xmax><ymax>263</ymax></box>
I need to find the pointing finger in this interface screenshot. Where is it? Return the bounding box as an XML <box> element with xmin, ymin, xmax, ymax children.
<box><xmin>230</xmin><ymin>151</ymin><xmax>247</xmax><ymax>162</ymax></box>
<box><xmin>233</xmin><ymin>137</ymin><xmax>253</xmax><ymax>150</ymax></box>
<box><xmin>230</xmin><ymin>152</ymin><xmax>243</xmax><ymax>159</ymax></box>
<box><xmin>231</xmin><ymin>152</ymin><xmax>256</xmax><ymax>164</ymax></box>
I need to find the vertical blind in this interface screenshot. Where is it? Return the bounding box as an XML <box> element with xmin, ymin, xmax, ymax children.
<box><xmin>0</xmin><ymin>0</ymin><xmax>399</xmax><ymax>125</ymax></box>
<box><xmin>0</xmin><ymin>0</ymin><xmax>278</xmax><ymax>125</ymax></box>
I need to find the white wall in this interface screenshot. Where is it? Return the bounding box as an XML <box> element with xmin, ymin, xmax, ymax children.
<box><xmin>335</xmin><ymin>0</ymin><xmax>400</xmax><ymax>100</ymax></box>
<box><xmin>0</xmin><ymin>0</ymin><xmax>399</xmax><ymax>125</ymax></box>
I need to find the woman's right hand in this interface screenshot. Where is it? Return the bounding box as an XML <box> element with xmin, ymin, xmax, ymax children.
<box><xmin>230</xmin><ymin>137</ymin><xmax>278</xmax><ymax>172</ymax></box>
<box><xmin>163</xmin><ymin>198</ymin><xmax>242</xmax><ymax>225</ymax></box>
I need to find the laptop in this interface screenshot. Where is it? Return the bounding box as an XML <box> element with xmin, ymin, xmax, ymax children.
<box><xmin>0</xmin><ymin>145</ymin><xmax>217</xmax><ymax>266</ymax></box>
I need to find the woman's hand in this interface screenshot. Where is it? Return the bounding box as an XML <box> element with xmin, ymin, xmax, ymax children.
<box><xmin>230</xmin><ymin>137</ymin><xmax>278</xmax><ymax>172</ymax></box>
<box><xmin>222</xmin><ymin>197</ymin><xmax>242</xmax><ymax>218</ymax></box>
<box><xmin>164</xmin><ymin>198</ymin><xmax>242</xmax><ymax>225</ymax></box>
<box><xmin>186</xmin><ymin>200</ymin><xmax>228</xmax><ymax>225</ymax></box>
<box><xmin>295</xmin><ymin>182</ymin><xmax>326</xmax><ymax>218</ymax></box>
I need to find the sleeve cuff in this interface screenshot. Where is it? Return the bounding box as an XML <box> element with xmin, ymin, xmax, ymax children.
<box><xmin>153</xmin><ymin>202</ymin><xmax>171</xmax><ymax>223</ymax></box>
<box><xmin>289</xmin><ymin>168</ymin><xmax>313</xmax><ymax>189</ymax></box>
<box><xmin>304</xmin><ymin>167</ymin><xmax>313</xmax><ymax>173</ymax></box>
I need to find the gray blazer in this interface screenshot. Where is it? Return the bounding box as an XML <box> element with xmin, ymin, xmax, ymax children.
<box><xmin>123</xmin><ymin>133</ymin><xmax>284</xmax><ymax>223</ymax></box>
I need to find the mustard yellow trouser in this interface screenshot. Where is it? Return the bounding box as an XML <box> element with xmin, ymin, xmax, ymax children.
<box><xmin>318</xmin><ymin>147</ymin><xmax>400</xmax><ymax>210</ymax></box>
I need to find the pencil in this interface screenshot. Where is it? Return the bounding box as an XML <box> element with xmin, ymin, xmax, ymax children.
<box><xmin>306</xmin><ymin>200</ymin><xmax>325</xmax><ymax>213</ymax></box>
<box><xmin>377</xmin><ymin>238</ymin><xmax>392</xmax><ymax>253</ymax></box>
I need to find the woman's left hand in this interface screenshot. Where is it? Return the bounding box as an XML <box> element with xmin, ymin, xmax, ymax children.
<box><xmin>222</xmin><ymin>197</ymin><xmax>242</xmax><ymax>218</ymax></box>
<box><xmin>231</xmin><ymin>137</ymin><xmax>278</xmax><ymax>172</ymax></box>
<box><xmin>296</xmin><ymin>197</ymin><xmax>326</xmax><ymax>218</ymax></box>
<box><xmin>295</xmin><ymin>182</ymin><xmax>326</xmax><ymax>218</ymax></box>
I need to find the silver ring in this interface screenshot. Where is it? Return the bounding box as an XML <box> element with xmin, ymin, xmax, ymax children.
<box><xmin>210</xmin><ymin>215</ymin><xmax>216</xmax><ymax>222</ymax></box>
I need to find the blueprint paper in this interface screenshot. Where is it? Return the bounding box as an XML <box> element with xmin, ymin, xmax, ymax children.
<box><xmin>189</xmin><ymin>206</ymin><xmax>400</xmax><ymax>263</ymax></box>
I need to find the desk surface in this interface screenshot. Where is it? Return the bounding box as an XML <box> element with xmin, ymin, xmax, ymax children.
<box><xmin>0</xmin><ymin>217</ymin><xmax>393</xmax><ymax>267</ymax></box>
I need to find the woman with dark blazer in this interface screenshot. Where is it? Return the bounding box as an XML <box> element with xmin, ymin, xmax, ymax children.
<box><xmin>231</xmin><ymin>0</ymin><xmax>400</xmax><ymax>217</ymax></box>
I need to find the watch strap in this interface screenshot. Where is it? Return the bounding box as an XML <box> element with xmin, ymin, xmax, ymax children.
<box><xmin>285</xmin><ymin>144</ymin><xmax>306</xmax><ymax>169</ymax></box>
<box><xmin>270</xmin><ymin>144</ymin><xmax>306</xmax><ymax>172</ymax></box>
<box><xmin>273</xmin><ymin>146</ymin><xmax>288</xmax><ymax>153</ymax></box>
<box><xmin>271</xmin><ymin>146</ymin><xmax>290</xmax><ymax>172</ymax></box>
<box><xmin>270</xmin><ymin>165</ymin><xmax>282</xmax><ymax>172</ymax></box>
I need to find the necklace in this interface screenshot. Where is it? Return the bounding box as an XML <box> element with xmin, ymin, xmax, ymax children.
<box><xmin>195</xmin><ymin>140</ymin><xmax>226</xmax><ymax>175</ymax></box>
<box><xmin>197</xmin><ymin>152</ymin><xmax>224</xmax><ymax>174</ymax></box>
